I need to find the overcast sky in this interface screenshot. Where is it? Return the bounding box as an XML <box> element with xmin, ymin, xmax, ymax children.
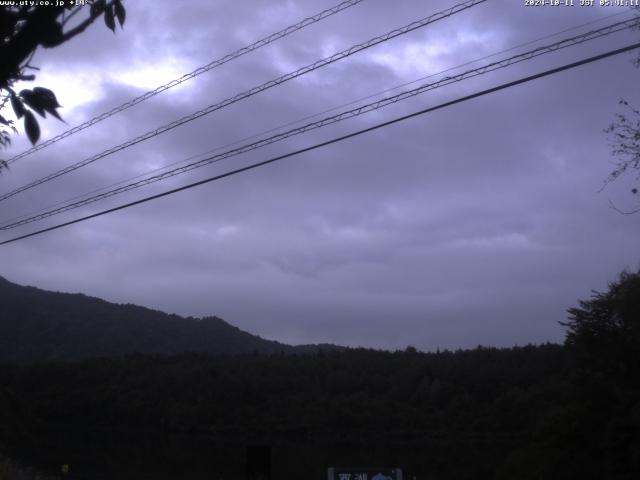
<box><xmin>1</xmin><ymin>0</ymin><xmax>639</xmax><ymax>351</ymax></box>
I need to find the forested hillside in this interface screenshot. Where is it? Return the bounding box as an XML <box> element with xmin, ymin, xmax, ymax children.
<box><xmin>0</xmin><ymin>276</ymin><xmax>338</xmax><ymax>362</ymax></box>
<box><xmin>0</xmin><ymin>271</ymin><xmax>638</xmax><ymax>479</ymax></box>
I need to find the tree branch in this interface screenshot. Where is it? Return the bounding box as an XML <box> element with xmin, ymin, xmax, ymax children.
<box><xmin>56</xmin><ymin>1</ymin><xmax>114</xmax><ymax>45</ymax></box>
<box><xmin>61</xmin><ymin>5</ymin><xmax>83</xmax><ymax>27</ymax></box>
<box><xmin>608</xmin><ymin>198</ymin><xmax>640</xmax><ymax>215</ymax></box>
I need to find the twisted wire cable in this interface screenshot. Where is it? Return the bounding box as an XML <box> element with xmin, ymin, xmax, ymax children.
<box><xmin>2</xmin><ymin>41</ymin><xmax>639</xmax><ymax>246</ymax></box>
<box><xmin>0</xmin><ymin>0</ymin><xmax>488</xmax><ymax>203</ymax></box>
<box><xmin>4</xmin><ymin>0</ymin><xmax>367</xmax><ymax>165</ymax></box>
<box><xmin>2</xmin><ymin>15</ymin><xmax>637</xmax><ymax>230</ymax></box>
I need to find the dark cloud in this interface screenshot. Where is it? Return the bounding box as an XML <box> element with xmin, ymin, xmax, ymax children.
<box><xmin>1</xmin><ymin>0</ymin><xmax>639</xmax><ymax>351</ymax></box>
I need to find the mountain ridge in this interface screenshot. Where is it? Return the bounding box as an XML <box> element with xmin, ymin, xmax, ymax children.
<box><xmin>0</xmin><ymin>276</ymin><xmax>342</xmax><ymax>363</ymax></box>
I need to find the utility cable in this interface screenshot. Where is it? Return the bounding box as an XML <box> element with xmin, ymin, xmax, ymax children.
<box><xmin>0</xmin><ymin>0</ymin><xmax>488</xmax><ymax>203</ymax></box>
<box><xmin>10</xmin><ymin>7</ymin><xmax>625</xmax><ymax>225</ymax></box>
<box><xmin>2</xmin><ymin>16</ymin><xmax>637</xmax><ymax>230</ymax></box>
<box><xmin>4</xmin><ymin>0</ymin><xmax>367</xmax><ymax>165</ymax></box>
<box><xmin>1</xmin><ymin>41</ymin><xmax>638</xmax><ymax>246</ymax></box>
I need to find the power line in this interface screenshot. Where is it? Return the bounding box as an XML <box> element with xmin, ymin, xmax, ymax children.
<box><xmin>32</xmin><ymin>0</ymin><xmax>618</xmax><ymax>228</ymax></box>
<box><xmin>4</xmin><ymin>0</ymin><xmax>367</xmax><ymax>165</ymax></box>
<box><xmin>3</xmin><ymin>15</ymin><xmax>635</xmax><ymax>228</ymax></box>
<box><xmin>2</xmin><ymin>41</ymin><xmax>638</xmax><ymax>247</ymax></box>
<box><xmin>11</xmin><ymin>8</ymin><xmax>625</xmax><ymax>226</ymax></box>
<box><xmin>6</xmin><ymin>7</ymin><xmax>628</xmax><ymax>228</ymax></box>
<box><xmin>0</xmin><ymin>0</ymin><xmax>487</xmax><ymax>203</ymax></box>
<box><xmin>3</xmin><ymin>16</ymin><xmax>637</xmax><ymax>230</ymax></box>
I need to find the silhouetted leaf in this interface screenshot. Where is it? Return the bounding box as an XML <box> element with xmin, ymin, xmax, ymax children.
<box><xmin>10</xmin><ymin>95</ymin><xmax>24</xmax><ymax>119</ymax></box>
<box><xmin>114</xmin><ymin>0</ymin><xmax>125</xmax><ymax>27</ymax></box>
<box><xmin>90</xmin><ymin>0</ymin><xmax>106</xmax><ymax>17</ymax></box>
<box><xmin>46</xmin><ymin>107</ymin><xmax>62</xmax><ymax>121</ymax></box>
<box><xmin>24</xmin><ymin>110</ymin><xmax>40</xmax><ymax>145</ymax></box>
<box><xmin>0</xmin><ymin>114</ymin><xmax>10</xmax><ymax>126</ymax></box>
<box><xmin>32</xmin><ymin>87</ymin><xmax>63</xmax><ymax>120</ymax></box>
<box><xmin>38</xmin><ymin>20</ymin><xmax>63</xmax><ymax>47</ymax></box>
<box><xmin>32</xmin><ymin>87</ymin><xmax>61</xmax><ymax>108</ymax></box>
<box><xmin>104</xmin><ymin>5</ymin><xmax>115</xmax><ymax>32</ymax></box>
<box><xmin>19</xmin><ymin>90</ymin><xmax>46</xmax><ymax>117</ymax></box>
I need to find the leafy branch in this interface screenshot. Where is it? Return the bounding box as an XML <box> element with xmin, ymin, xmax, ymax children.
<box><xmin>0</xmin><ymin>0</ymin><xmax>126</xmax><ymax>168</ymax></box>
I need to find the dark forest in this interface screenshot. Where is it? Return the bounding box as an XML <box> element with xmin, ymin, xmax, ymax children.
<box><xmin>1</xmin><ymin>271</ymin><xmax>639</xmax><ymax>479</ymax></box>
